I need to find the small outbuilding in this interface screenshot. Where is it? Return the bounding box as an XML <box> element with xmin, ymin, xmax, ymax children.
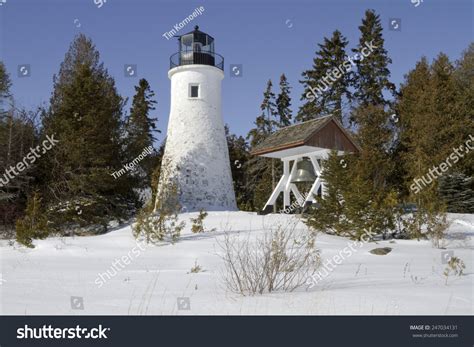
<box><xmin>250</xmin><ymin>115</ymin><xmax>360</xmax><ymax>214</ymax></box>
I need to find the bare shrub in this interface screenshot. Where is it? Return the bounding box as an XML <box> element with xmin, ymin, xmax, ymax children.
<box><xmin>427</xmin><ymin>212</ymin><xmax>449</xmax><ymax>248</ymax></box>
<box><xmin>218</xmin><ymin>221</ymin><xmax>320</xmax><ymax>295</ymax></box>
<box><xmin>443</xmin><ymin>256</ymin><xmax>465</xmax><ymax>285</ymax></box>
<box><xmin>189</xmin><ymin>260</ymin><xmax>203</xmax><ymax>273</ymax></box>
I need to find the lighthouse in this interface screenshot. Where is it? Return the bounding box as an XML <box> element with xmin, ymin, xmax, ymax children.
<box><xmin>156</xmin><ymin>26</ymin><xmax>237</xmax><ymax>212</ymax></box>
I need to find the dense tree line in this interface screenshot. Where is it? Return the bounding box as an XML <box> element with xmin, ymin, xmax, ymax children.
<box><xmin>304</xmin><ymin>11</ymin><xmax>473</xmax><ymax>240</ymax></box>
<box><xmin>229</xmin><ymin>9</ymin><xmax>472</xmax><ymax>240</ymax></box>
<box><xmin>0</xmin><ymin>35</ymin><xmax>161</xmax><ymax>245</ymax></box>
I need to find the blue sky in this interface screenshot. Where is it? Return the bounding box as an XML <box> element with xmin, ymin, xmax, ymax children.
<box><xmin>0</xmin><ymin>0</ymin><xmax>472</xmax><ymax>140</ymax></box>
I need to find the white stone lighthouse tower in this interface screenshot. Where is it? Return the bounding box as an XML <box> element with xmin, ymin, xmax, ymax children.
<box><xmin>156</xmin><ymin>26</ymin><xmax>237</xmax><ymax>212</ymax></box>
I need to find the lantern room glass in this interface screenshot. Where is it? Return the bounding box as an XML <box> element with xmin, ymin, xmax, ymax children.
<box><xmin>170</xmin><ymin>26</ymin><xmax>224</xmax><ymax>71</ymax></box>
<box><xmin>180</xmin><ymin>29</ymin><xmax>215</xmax><ymax>53</ymax></box>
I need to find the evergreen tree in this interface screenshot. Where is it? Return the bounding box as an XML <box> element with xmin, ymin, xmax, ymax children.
<box><xmin>306</xmin><ymin>150</ymin><xmax>398</xmax><ymax>240</ymax></box>
<box><xmin>247</xmin><ymin>80</ymin><xmax>278</xmax><ymax>146</ymax></box>
<box><xmin>344</xmin><ymin>10</ymin><xmax>397</xmax><ymax>235</ymax></box>
<box><xmin>40</xmin><ymin>34</ymin><xmax>135</xmax><ymax>232</ymax></box>
<box><xmin>125</xmin><ymin>78</ymin><xmax>159</xmax><ymax>188</ymax></box>
<box><xmin>306</xmin><ymin>151</ymin><xmax>351</xmax><ymax>235</ymax></box>
<box><xmin>0</xmin><ymin>62</ymin><xmax>11</xmax><ymax>104</ymax></box>
<box><xmin>395</xmin><ymin>54</ymin><xmax>465</xmax><ymax>237</ymax></box>
<box><xmin>0</xmin><ymin>62</ymin><xmax>12</xmax><ymax>193</ymax></box>
<box><xmin>453</xmin><ymin>44</ymin><xmax>474</xmax><ymax>176</ymax></box>
<box><xmin>15</xmin><ymin>192</ymin><xmax>49</xmax><ymax>248</ymax></box>
<box><xmin>352</xmin><ymin>104</ymin><xmax>393</xmax><ymax>192</ymax></box>
<box><xmin>398</xmin><ymin>54</ymin><xmax>468</xmax><ymax>191</ymax></box>
<box><xmin>298</xmin><ymin>30</ymin><xmax>352</xmax><ymax>123</ymax></box>
<box><xmin>150</xmin><ymin>139</ymin><xmax>166</xmax><ymax>205</ymax></box>
<box><xmin>352</xmin><ymin>9</ymin><xmax>396</xmax><ymax>109</ymax></box>
<box><xmin>127</xmin><ymin>79</ymin><xmax>158</xmax><ymax>156</ymax></box>
<box><xmin>276</xmin><ymin>74</ymin><xmax>292</xmax><ymax>127</ymax></box>
<box><xmin>0</xmin><ymin>63</ymin><xmax>16</xmax><ymax>229</ymax></box>
<box><xmin>0</xmin><ymin>62</ymin><xmax>12</xmax><ymax>170</ymax></box>
<box><xmin>0</xmin><ymin>65</ymin><xmax>40</xmax><ymax>230</ymax></box>
<box><xmin>438</xmin><ymin>173</ymin><xmax>474</xmax><ymax>213</ymax></box>
<box><xmin>429</xmin><ymin>53</ymin><xmax>468</xmax><ymax>161</ymax></box>
<box><xmin>225</xmin><ymin>125</ymin><xmax>251</xmax><ymax>210</ymax></box>
<box><xmin>310</xmin><ymin>10</ymin><xmax>398</xmax><ymax>237</ymax></box>
<box><xmin>246</xmin><ymin>80</ymin><xmax>278</xmax><ymax>211</ymax></box>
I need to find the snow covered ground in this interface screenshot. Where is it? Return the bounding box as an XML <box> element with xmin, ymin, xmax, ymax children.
<box><xmin>0</xmin><ymin>212</ymin><xmax>472</xmax><ymax>315</ymax></box>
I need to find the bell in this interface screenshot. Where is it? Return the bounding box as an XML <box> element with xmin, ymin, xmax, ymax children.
<box><xmin>291</xmin><ymin>158</ymin><xmax>316</xmax><ymax>183</ymax></box>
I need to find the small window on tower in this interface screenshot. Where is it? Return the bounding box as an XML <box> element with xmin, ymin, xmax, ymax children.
<box><xmin>189</xmin><ymin>84</ymin><xmax>199</xmax><ymax>98</ymax></box>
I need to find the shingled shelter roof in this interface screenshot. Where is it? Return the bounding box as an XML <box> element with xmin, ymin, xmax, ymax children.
<box><xmin>250</xmin><ymin>115</ymin><xmax>360</xmax><ymax>157</ymax></box>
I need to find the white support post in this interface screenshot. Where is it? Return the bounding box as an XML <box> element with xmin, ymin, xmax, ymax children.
<box><xmin>284</xmin><ymin>159</ymin><xmax>298</xmax><ymax>207</ymax></box>
<box><xmin>301</xmin><ymin>154</ymin><xmax>322</xmax><ymax>204</ymax></box>
<box><xmin>263</xmin><ymin>173</ymin><xmax>286</xmax><ymax>210</ymax></box>
<box><xmin>283</xmin><ymin>159</ymin><xmax>290</xmax><ymax>207</ymax></box>
<box><xmin>319</xmin><ymin>158</ymin><xmax>327</xmax><ymax>197</ymax></box>
<box><xmin>308</xmin><ymin>155</ymin><xmax>321</xmax><ymax>176</ymax></box>
<box><xmin>304</xmin><ymin>177</ymin><xmax>321</xmax><ymax>204</ymax></box>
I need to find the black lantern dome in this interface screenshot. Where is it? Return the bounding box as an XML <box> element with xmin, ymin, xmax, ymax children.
<box><xmin>170</xmin><ymin>26</ymin><xmax>224</xmax><ymax>71</ymax></box>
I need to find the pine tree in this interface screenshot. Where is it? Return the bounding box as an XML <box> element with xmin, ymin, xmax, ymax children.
<box><xmin>0</xmin><ymin>62</ymin><xmax>12</xmax><ymax>192</ymax></box>
<box><xmin>298</xmin><ymin>30</ymin><xmax>352</xmax><ymax>123</ymax></box>
<box><xmin>0</xmin><ymin>62</ymin><xmax>11</xmax><ymax>104</ymax></box>
<box><xmin>397</xmin><ymin>47</ymin><xmax>474</xmax><ymax>234</ymax></box>
<box><xmin>40</xmin><ymin>34</ymin><xmax>135</xmax><ymax>232</ymax></box>
<box><xmin>306</xmin><ymin>151</ymin><xmax>351</xmax><ymax>235</ymax></box>
<box><xmin>399</xmin><ymin>54</ymin><xmax>468</xmax><ymax>191</ymax></box>
<box><xmin>276</xmin><ymin>74</ymin><xmax>292</xmax><ymax>127</ymax></box>
<box><xmin>125</xmin><ymin>78</ymin><xmax>159</xmax><ymax>188</ymax></box>
<box><xmin>246</xmin><ymin>80</ymin><xmax>278</xmax><ymax>211</ymax></box>
<box><xmin>127</xmin><ymin>79</ymin><xmax>158</xmax><ymax>156</ymax></box>
<box><xmin>351</xmin><ymin>11</ymin><xmax>396</xmax><ymax>189</ymax></box>
<box><xmin>0</xmin><ymin>62</ymin><xmax>12</xmax><ymax>172</ymax></box>
<box><xmin>15</xmin><ymin>192</ymin><xmax>49</xmax><ymax>248</ymax></box>
<box><xmin>247</xmin><ymin>80</ymin><xmax>278</xmax><ymax>146</ymax></box>
<box><xmin>438</xmin><ymin>173</ymin><xmax>474</xmax><ymax>213</ymax></box>
<box><xmin>306</xmin><ymin>149</ymin><xmax>397</xmax><ymax>240</ymax></box>
<box><xmin>225</xmin><ymin>125</ymin><xmax>251</xmax><ymax>210</ymax></box>
<box><xmin>328</xmin><ymin>10</ymin><xmax>398</xmax><ymax>237</ymax></box>
<box><xmin>150</xmin><ymin>140</ymin><xmax>166</xmax><ymax>205</ymax></box>
<box><xmin>453</xmin><ymin>43</ymin><xmax>474</xmax><ymax>177</ymax></box>
<box><xmin>0</xmin><ymin>65</ymin><xmax>41</xmax><ymax>230</ymax></box>
<box><xmin>352</xmin><ymin>9</ymin><xmax>395</xmax><ymax>109</ymax></box>
<box><xmin>429</xmin><ymin>53</ymin><xmax>468</xmax><ymax>162</ymax></box>
<box><xmin>395</xmin><ymin>54</ymin><xmax>465</xmax><ymax>238</ymax></box>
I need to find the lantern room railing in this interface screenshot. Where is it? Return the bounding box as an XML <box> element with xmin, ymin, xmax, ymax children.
<box><xmin>170</xmin><ymin>51</ymin><xmax>224</xmax><ymax>71</ymax></box>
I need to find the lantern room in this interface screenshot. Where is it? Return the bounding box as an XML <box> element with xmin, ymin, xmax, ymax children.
<box><xmin>170</xmin><ymin>26</ymin><xmax>224</xmax><ymax>70</ymax></box>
